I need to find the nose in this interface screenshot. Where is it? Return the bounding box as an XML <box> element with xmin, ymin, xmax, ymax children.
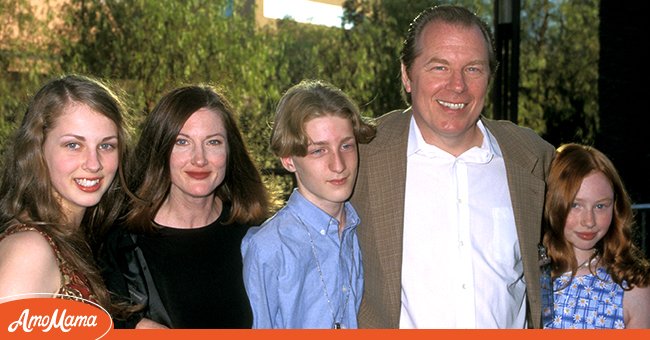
<box><xmin>329</xmin><ymin>150</ymin><xmax>346</xmax><ymax>173</ymax></box>
<box><xmin>82</xmin><ymin>149</ymin><xmax>103</xmax><ymax>172</ymax></box>
<box><xmin>446</xmin><ymin>70</ymin><xmax>467</xmax><ymax>93</ymax></box>
<box><xmin>192</xmin><ymin>145</ymin><xmax>208</xmax><ymax>166</ymax></box>
<box><xmin>581</xmin><ymin>209</ymin><xmax>596</xmax><ymax>228</ymax></box>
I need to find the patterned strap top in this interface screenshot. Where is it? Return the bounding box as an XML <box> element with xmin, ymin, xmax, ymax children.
<box><xmin>0</xmin><ymin>224</ymin><xmax>99</xmax><ymax>304</ymax></box>
<box><xmin>544</xmin><ymin>266</ymin><xmax>626</xmax><ymax>329</ymax></box>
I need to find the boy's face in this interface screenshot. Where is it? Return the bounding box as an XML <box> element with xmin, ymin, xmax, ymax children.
<box><xmin>281</xmin><ymin>115</ymin><xmax>358</xmax><ymax>217</ymax></box>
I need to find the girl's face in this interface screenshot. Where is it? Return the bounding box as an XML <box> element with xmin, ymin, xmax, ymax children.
<box><xmin>563</xmin><ymin>171</ymin><xmax>614</xmax><ymax>261</ymax></box>
<box><xmin>43</xmin><ymin>104</ymin><xmax>119</xmax><ymax>223</ymax></box>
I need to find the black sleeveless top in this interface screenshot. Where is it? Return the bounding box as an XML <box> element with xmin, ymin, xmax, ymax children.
<box><xmin>138</xmin><ymin>218</ymin><xmax>252</xmax><ymax>328</ymax></box>
<box><xmin>100</xmin><ymin>207</ymin><xmax>252</xmax><ymax>329</ymax></box>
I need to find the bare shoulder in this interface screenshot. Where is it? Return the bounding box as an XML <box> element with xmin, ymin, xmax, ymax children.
<box><xmin>623</xmin><ymin>284</ymin><xmax>650</xmax><ymax>328</ymax></box>
<box><xmin>0</xmin><ymin>230</ymin><xmax>61</xmax><ymax>299</ymax></box>
<box><xmin>0</xmin><ymin>229</ymin><xmax>57</xmax><ymax>260</ymax></box>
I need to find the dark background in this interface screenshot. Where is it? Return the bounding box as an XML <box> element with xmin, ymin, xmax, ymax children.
<box><xmin>598</xmin><ymin>0</ymin><xmax>649</xmax><ymax>205</ymax></box>
<box><xmin>598</xmin><ymin>0</ymin><xmax>649</xmax><ymax>255</ymax></box>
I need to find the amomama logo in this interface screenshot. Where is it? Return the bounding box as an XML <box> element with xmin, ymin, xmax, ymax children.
<box><xmin>0</xmin><ymin>294</ymin><xmax>112</xmax><ymax>339</ymax></box>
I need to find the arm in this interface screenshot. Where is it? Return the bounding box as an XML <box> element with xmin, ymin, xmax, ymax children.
<box><xmin>0</xmin><ymin>231</ymin><xmax>61</xmax><ymax>300</ymax></box>
<box><xmin>96</xmin><ymin>229</ymin><xmax>146</xmax><ymax>328</ymax></box>
<box><xmin>241</xmin><ymin>234</ymin><xmax>280</xmax><ymax>328</ymax></box>
<box><xmin>135</xmin><ymin>318</ymin><xmax>169</xmax><ymax>329</ymax></box>
<box><xmin>96</xmin><ymin>228</ymin><xmax>132</xmax><ymax>302</ymax></box>
<box><xmin>623</xmin><ymin>285</ymin><xmax>650</xmax><ymax>328</ymax></box>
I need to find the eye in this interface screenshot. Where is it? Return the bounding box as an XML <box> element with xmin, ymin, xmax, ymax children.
<box><xmin>431</xmin><ymin>65</ymin><xmax>447</xmax><ymax>72</ymax></box>
<box><xmin>341</xmin><ymin>143</ymin><xmax>356</xmax><ymax>151</ymax></box>
<box><xmin>208</xmin><ymin>139</ymin><xmax>223</xmax><ymax>146</ymax></box>
<box><xmin>65</xmin><ymin>142</ymin><xmax>80</xmax><ymax>150</ymax></box>
<box><xmin>465</xmin><ymin>65</ymin><xmax>486</xmax><ymax>78</ymax></box>
<box><xmin>595</xmin><ymin>202</ymin><xmax>611</xmax><ymax>210</ymax></box>
<box><xmin>309</xmin><ymin>148</ymin><xmax>325</xmax><ymax>156</ymax></box>
<box><xmin>570</xmin><ymin>202</ymin><xmax>580</xmax><ymax>209</ymax></box>
<box><xmin>175</xmin><ymin>138</ymin><xmax>189</xmax><ymax>146</ymax></box>
<box><xmin>99</xmin><ymin>143</ymin><xmax>117</xmax><ymax>151</ymax></box>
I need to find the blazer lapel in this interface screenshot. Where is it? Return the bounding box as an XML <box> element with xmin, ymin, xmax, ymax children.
<box><xmin>356</xmin><ymin>109</ymin><xmax>411</xmax><ymax>327</ymax></box>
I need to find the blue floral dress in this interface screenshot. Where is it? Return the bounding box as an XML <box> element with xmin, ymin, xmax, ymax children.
<box><xmin>544</xmin><ymin>267</ymin><xmax>626</xmax><ymax>329</ymax></box>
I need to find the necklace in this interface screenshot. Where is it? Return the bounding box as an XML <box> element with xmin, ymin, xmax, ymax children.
<box><xmin>577</xmin><ymin>251</ymin><xmax>599</xmax><ymax>270</ymax></box>
<box><xmin>577</xmin><ymin>258</ymin><xmax>591</xmax><ymax>270</ymax></box>
<box><xmin>301</xmin><ymin>219</ymin><xmax>351</xmax><ymax>329</ymax></box>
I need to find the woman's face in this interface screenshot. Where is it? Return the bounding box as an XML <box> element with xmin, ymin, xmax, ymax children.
<box><xmin>42</xmin><ymin>103</ymin><xmax>119</xmax><ymax>222</ymax></box>
<box><xmin>168</xmin><ymin>108</ymin><xmax>228</xmax><ymax>201</ymax></box>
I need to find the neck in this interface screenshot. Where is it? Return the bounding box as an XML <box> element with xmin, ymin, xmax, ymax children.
<box><xmin>64</xmin><ymin>208</ymin><xmax>85</xmax><ymax>229</ymax></box>
<box><xmin>575</xmin><ymin>249</ymin><xmax>598</xmax><ymax>272</ymax></box>
<box><xmin>321</xmin><ymin>202</ymin><xmax>346</xmax><ymax>235</ymax></box>
<box><xmin>155</xmin><ymin>195</ymin><xmax>222</xmax><ymax>228</ymax></box>
<box><xmin>419</xmin><ymin>123</ymin><xmax>484</xmax><ymax>157</ymax></box>
<box><xmin>336</xmin><ymin>206</ymin><xmax>346</xmax><ymax>236</ymax></box>
<box><xmin>56</xmin><ymin>193</ymin><xmax>86</xmax><ymax>228</ymax></box>
<box><xmin>318</xmin><ymin>202</ymin><xmax>346</xmax><ymax>236</ymax></box>
<box><xmin>307</xmin><ymin>195</ymin><xmax>346</xmax><ymax>230</ymax></box>
<box><xmin>575</xmin><ymin>249</ymin><xmax>598</xmax><ymax>267</ymax></box>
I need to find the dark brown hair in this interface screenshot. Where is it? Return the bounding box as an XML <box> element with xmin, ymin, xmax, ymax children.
<box><xmin>0</xmin><ymin>74</ymin><xmax>131</xmax><ymax>309</ymax></box>
<box><xmin>125</xmin><ymin>84</ymin><xmax>269</xmax><ymax>232</ymax></box>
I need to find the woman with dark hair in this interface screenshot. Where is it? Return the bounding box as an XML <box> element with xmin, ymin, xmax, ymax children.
<box><xmin>0</xmin><ymin>74</ymin><xmax>130</xmax><ymax>311</ymax></box>
<box><xmin>101</xmin><ymin>84</ymin><xmax>269</xmax><ymax>329</ymax></box>
<box><xmin>542</xmin><ymin>143</ymin><xmax>650</xmax><ymax>328</ymax></box>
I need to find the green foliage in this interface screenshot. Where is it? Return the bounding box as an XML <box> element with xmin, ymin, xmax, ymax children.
<box><xmin>0</xmin><ymin>0</ymin><xmax>600</xmax><ymax>208</ymax></box>
<box><xmin>340</xmin><ymin>0</ymin><xmax>492</xmax><ymax>117</ymax></box>
<box><xmin>0</xmin><ymin>0</ymin><xmax>56</xmax><ymax>164</ymax></box>
<box><xmin>519</xmin><ymin>0</ymin><xmax>599</xmax><ymax>145</ymax></box>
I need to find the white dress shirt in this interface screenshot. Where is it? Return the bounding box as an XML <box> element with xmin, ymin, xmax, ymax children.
<box><xmin>400</xmin><ymin>118</ymin><xmax>527</xmax><ymax>328</ymax></box>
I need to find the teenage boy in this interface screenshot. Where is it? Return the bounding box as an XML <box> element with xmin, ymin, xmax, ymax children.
<box><xmin>241</xmin><ymin>80</ymin><xmax>375</xmax><ymax>329</ymax></box>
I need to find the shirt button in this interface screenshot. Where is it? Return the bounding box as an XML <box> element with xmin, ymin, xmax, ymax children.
<box><xmin>462</xmin><ymin>284</ymin><xmax>467</xmax><ymax>289</ymax></box>
<box><xmin>320</xmin><ymin>229</ymin><xmax>326</xmax><ymax>235</ymax></box>
<box><xmin>459</xmin><ymin>241</ymin><xmax>464</xmax><ymax>247</ymax></box>
<box><xmin>342</xmin><ymin>286</ymin><xmax>347</xmax><ymax>292</ymax></box>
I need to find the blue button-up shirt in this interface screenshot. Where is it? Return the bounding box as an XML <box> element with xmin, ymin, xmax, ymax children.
<box><xmin>241</xmin><ymin>189</ymin><xmax>363</xmax><ymax>329</ymax></box>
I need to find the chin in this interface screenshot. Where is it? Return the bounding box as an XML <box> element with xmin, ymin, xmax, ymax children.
<box><xmin>331</xmin><ymin>193</ymin><xmax>353</xmax><ymax>204</ymax></box>
<box><xmin>77</xmin><ymin>199</ymin><xmax>103</xmax><ymax>208</ymax></box>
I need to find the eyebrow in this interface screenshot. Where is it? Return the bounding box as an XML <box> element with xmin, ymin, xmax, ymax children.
<box><xmin>424</xmin><ymin>57</ymin><xmax>449</xmax><ymax>65</ymax></box>
<box><xmin>574</xmin><ymin>197</ymin><xmax>614</xmax><ymax>203</ymax></box>
<box><xmin>309</xmin><ymin>136</ymin><xmax>355</xmax><ymax>146</ymax></box>
<box><xmin>62</xmin><ymin>134</ymin><xmax>118</xmax><ymax>141</ymax></box>
<box><xmin>177</xmin><ymin>132</ymin><xmax>225</xmax><ymax>139</ymax></box>
<box><xmin>424</xmin><ymin>57</ymin><xmax>488</xmax><ymax>67</ymax></box>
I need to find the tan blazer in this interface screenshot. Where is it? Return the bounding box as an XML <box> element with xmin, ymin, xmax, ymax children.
<box><xmin>352</xmin><ymin>109</ymin><xmax>555</xmax><ymax>328</ymax></box>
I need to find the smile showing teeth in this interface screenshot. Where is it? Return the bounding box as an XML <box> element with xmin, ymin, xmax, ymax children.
<box><xmin>437</xmin><ymin>100</ymin><xmax>466</xmax><ymax>110</ymax></box>
<box><xmin>75</xmin><ymin>178</ymin><xmax>100</xmax><ymax>187</ymax></box>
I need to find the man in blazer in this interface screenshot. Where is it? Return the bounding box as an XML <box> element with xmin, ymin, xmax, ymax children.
<box><xmin>351</xmin><ymin>5</ymin><xmax>555</xmax><ymax>328</ymax></box>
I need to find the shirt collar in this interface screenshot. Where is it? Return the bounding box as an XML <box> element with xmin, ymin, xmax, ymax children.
<box><xmin>407</xmin><ymin>116</ymin><xmax>499</xmax><ymax>164</ymax></box>
<box><xmin>286</xmin><ymin>189</ymin><xmax>360</xmax><ymax>237</ymax></box>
